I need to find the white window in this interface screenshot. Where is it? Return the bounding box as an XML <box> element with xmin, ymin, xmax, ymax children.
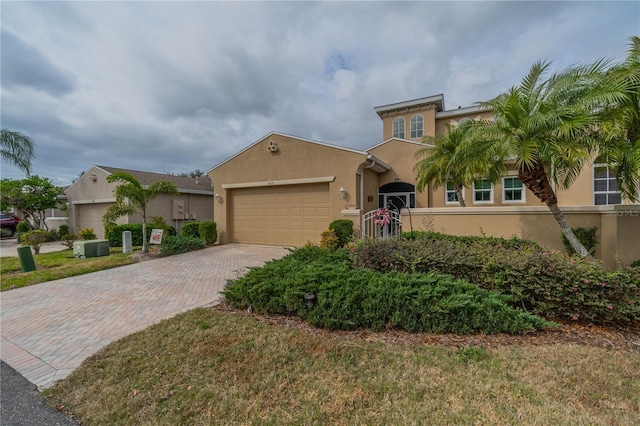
<box><xmin>392</xmin><ymin>117</ymin><xmax>405</xmax><ymax>139</ymax></box>
<box><xmin>502</xmin><ymin>177</ymin><xmax>525</xmax><ymax>203</ymax></box>
<box><xmin>472</xmin><ymin>179</ymin><xmax>493</xmax><ymax>204</ymax></box>
<box><xmin>410</xmin><ymin>114</ymin><xmax>424</xmax><ymax>139</ymax></box>
<box><xmin>593</xmin><ymin>164</ymin><xmax>622</xmax><ymax>205</ymax></box>
<box><xmin>445</xmin><ymin>181</ymin><xmax>464</xmax><ymax>204</ymax></box>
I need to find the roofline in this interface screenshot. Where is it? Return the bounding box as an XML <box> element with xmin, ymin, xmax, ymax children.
<box><xmin>436</xmin><ymin>104</ymin><xmax>491</xmax><ymax>119</ymax></box>
<box><xmin>374</xmin><ymin>94</ymin><xmax>445</xmax><ymax>117</ymax></box>
<box><xmin>65</xmin><ymin>165</ymin><xmax>213</xmax><ymax>195</ymax></box>
<box><xmin>207</xmin><ymin>131</ymin><xmax>368</xmax><ymax>173</ymax></box>
<box><xmin>365</xmin><ymin>137</ymin><xmax>428</xmax><ymax>152</ymax></box>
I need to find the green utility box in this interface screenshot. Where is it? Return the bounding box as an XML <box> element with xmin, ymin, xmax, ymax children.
<box><xmin>17</xmin><ymin>245</ymin><xmax>36</xmax><ymax>272</ymax></box>
<box><xmin>74</xmin><ymin>239</ymin><xmax>110</xmax><ymax>258</ymax></box>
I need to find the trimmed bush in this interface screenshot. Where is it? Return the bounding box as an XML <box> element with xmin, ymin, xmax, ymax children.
<box><xmin>58</xmin><ymin>224</ymin><xmax>70</xmax><ymax>237</ymax></box>
<box><xmin>22</xmin><ymin>230</ymin><xmax>48</xmax><ymax>254</ymax></box>
<box><xmin>78</xmin><ymin>228</ymin><xmax>97</xmax><ymax>240</ymax></box>
<box><xmin>181</xmin><ymin>222</ymin><xmax>201</xmax><ymax>238</ymax></box>
<box><xmin>631</xmin><ymin>259</ymin><xmax>640</xmax><ymax>268</ymax></box>
<box><xmin>16</xmin><ymin>221</ymin><xmax>31</xmax><ymax>233</ymax></box>
<box><xmin>350</xmin><ymin>234</ymin><xmax>640</xmax><ymax>324</ymax></box>
<box><xmin>198</xmin><ymin>221</ymin><xmax>217</xmax><ymax>245</ymax></box>
<box><xmin>319</xmin><ymin>230</ymin><xmax>339</xmax><ymax>249</ymax></box>
<box><xmin>328</xmin><ymin>219</ymin><xmax>354</xmax><ymax>247</ymax></box>
<box><xmin>223</xmin><ymin>246</ymin><xmax>552</xmax><ymax>335</ymax></box>
<box><xmin>562</xmin><ymin>227</ymin><xmax>598</xmax><ymax>256</ymax></box>
<box><xmin>160</xmin><ymin>235</ymin><xmax>206</xmax><ymax>256</ymax></box>
<box><xmin>106</xmin><ymin>224</ymin><xmax>152</xmax><ymax>247</ymax></box>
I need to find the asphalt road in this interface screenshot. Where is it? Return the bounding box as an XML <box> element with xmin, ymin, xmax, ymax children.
<box><xmin>0</xmin><ymin>361</ymin><xmax>77</xmax><ymax>425</ymax></box>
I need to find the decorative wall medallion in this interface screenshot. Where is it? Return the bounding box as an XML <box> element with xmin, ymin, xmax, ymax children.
<box><xmin>267</xmin><ymin>141</ymin><xmax>279</xmax><ymax>153</ymax></box>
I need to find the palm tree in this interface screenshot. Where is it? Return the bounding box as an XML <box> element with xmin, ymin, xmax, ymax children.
<box><xmin>1</xmin><ymin>129</ymin><xmax>35</xmax><ymax>175</ymax></box>
<box><xmin>103</xmin><ymin>172</ymin><xmax>178</xmax><ymax>253</ymax></box>
<box><xmin>595</xmin><ymin>36</ymin><xmax>640</xmax><ymax>202</ymax></box>
<box><xmin>467</xmin><ymin>60</ymin><xmax>609</xmax><ymax>257</ymax></box>
<box><xmin>413</xmin><ymin>121</ymin><xmax>504</xmax><ymax>207</ymax></box>
<box><xmin>414</xmin><ymin>121</ymin><xmax>504</xmax><ymax>207</ymax></box>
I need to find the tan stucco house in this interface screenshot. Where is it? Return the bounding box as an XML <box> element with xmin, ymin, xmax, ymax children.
<box><xmin>65</xmin><ymin>165</ymin><xmax>214</xmax><ymax>238</ymax></box>
<box><xmin>208</xmin><ymin>94</ymin><xmax>640</xmax><ymax>267</ymax></box>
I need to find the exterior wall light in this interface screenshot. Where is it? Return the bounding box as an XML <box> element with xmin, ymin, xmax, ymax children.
<box><xmin>215</xmin><ymin>194</ymin><xmax>223</xmax><ymax>203</ymax></box>
<box><xmin>339</xmin><ymin>187</ymin><xmax>347</xmax><ymax>199</ymax></box>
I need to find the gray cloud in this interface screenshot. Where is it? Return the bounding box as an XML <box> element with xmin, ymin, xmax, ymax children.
<box><xmin>1</xmin><ymin>30</ymin><xmax>75</xmax><ymax>96</ymax></box>
<box><xmin>0</xmin><ymin>1</ymin><xmax>637</xmax><ymax>185</ymax></box>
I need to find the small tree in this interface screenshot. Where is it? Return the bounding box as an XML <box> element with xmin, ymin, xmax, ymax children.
<box><xmin>103</xmin><ymin>172</ymin><xmax>178</xmax><ymax>253</ymax></box>
<box><xmin>0</xmin><ymin>176</ymin><xmax>63</xmax><ymax>230</ymax></box>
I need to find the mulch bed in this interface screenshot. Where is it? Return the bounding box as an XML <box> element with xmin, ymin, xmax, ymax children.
<box><xmin>212</xmin><ymin>304</ymin><xmax>640</xmax><ymax>352</ymax></box>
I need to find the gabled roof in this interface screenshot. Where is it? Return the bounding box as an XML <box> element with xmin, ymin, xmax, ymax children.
<box><xmin>94</xmin><ymin>165</ymin><xmax>213</xmax><ymax>194</ymax></box>
<box><xmin>374</xmin><ymin>94</ymin><xmax>445</xmax><ymax>118</ymax></box>
<box><xmin>365</xmin><ymin>137</ymin><xmax>432</xmax><ymax>152</ymax></box>
<box><xmin>207</xmin><ymin>131</ymin><xmax>370</xmax><ymax>173</ymax></box>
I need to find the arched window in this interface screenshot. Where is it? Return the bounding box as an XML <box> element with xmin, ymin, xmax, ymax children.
<box><xmin>410</xmin><ymin>114</ymin><xmax>423</xmax><ymax>138</ymax></box>
<box><xmin>378</xmin><ymin>181</ymin><xmax>416</xmax><ymax>209</ymax></box>
<box><xmin>392</xmin><ymin>117</ymin><xmax>405</xmax><ymax>139</ymax></box>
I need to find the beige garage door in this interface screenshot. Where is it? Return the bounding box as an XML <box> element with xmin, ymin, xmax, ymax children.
<box><xmin>230</xmin><ymin>183</ymin><xmax>330</xmax><ymax>246</ymax></box>
<box><xmin>75</xmin><ymin>203</ymin><xmax>113</xmax><ymax>239</ymax></box>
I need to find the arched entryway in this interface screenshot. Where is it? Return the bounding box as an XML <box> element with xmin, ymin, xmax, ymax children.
<box><xmin>378</xmin><ymin>181</ymin><xmax>415</xmax><ymax>211</ymax></box>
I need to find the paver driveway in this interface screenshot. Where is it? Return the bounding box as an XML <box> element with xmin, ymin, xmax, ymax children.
<box><xmin>0</xmin><ymin>244</ymin><xmax>288</xmax><ymax>389</ymax></box>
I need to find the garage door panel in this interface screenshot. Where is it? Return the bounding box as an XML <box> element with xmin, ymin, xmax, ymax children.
<box><xmin>230</xmin><ymin>183</ymin><xmax>330</xmax><ymax>246</ymax></box>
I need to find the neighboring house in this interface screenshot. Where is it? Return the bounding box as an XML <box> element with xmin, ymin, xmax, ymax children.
<box><xmin>208</xmin><ymin>94</ymin><xmax>639</xmax><ymax>267</ymax></box>
<box><xmin>65</xmin><ymin>165</ymin><xmax>214</xmax><ymax>238</ymax></box>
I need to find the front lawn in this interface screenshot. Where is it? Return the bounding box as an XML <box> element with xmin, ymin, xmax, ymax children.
<box><xmin>43</xmin><ymin>308</ymin><xmax>640</xmax><ymax>425</ymax></box>
<box><xmin>1</xmin><ymin>248</ymin><xmax>139</xmax><ymax>291</ymax></box>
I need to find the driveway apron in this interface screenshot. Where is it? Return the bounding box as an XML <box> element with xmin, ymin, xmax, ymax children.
<box><xmin>0</xmin><ymin>244</ymin><xmax>288</xmax><ymax>389</ymax></box>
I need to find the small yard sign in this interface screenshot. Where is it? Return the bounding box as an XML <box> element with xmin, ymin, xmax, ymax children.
<box><xmin>150</xmin><ymin>229</ymin><xmax>164</xmax><ymax>244</ymax></box>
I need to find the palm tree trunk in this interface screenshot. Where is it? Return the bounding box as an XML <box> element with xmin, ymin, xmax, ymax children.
<box><xmin>142</xmin><ymin>221</ymin><xmax>148</xmax><ymax>254</ymax></box>
<box><xmin>547</xmin><ymin>202</ymin><xmax>589</xmax><ymax>257</ymax></box>
<box><xmin>519</xmin><ymin>162</ymin><xmax>589</xmax><ymax>257</ymax></box>
<box><xmin>456</xmin><ymin>185</ymin><xmax>466</xmax><ymax>207</ymax></box>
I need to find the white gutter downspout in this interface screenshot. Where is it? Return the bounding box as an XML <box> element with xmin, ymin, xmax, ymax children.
<box><xmin>360</xmin><ymin>155</ymin><xmax>378</xmax><ymax>232</ymax></box>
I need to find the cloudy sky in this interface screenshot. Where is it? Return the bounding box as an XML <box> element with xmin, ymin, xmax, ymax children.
<box><xmin>1</xmin><ymin>1</ymin><xmax>638</xmax><ymax>186</ymax></box>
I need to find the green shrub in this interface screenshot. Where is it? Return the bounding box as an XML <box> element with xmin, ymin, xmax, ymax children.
<box><xmin>350</xmin><ymin>235</ymin><xmax>640</xmax><ymax>324</ymax></box>
<box><xmin>16</xmin><ymin>221</ymin><xmax>31</xmax><ymax>233</ymax></box>
<box><xmin>44</xmin><ymin>230</ymin><xmax>59</xmax><ymax>242</ymax></box>
<box><xmin>106</xmin><ymin>224</ymin><xmax>152</xmax><ymax>247</ymax></box>
<box><xmin>223</xmin><ymin>246</ymin><xmax>552</xmax><ymax>335</ymax></box>
<box><xmin>328</xmin><ymin>219</ymin><xmax>354</xmax><ymax>247</ymax></box>
<box><xmin>58</xmin><ymin>224</ymin><xmax>70</xmax><ymax>237</ymax></box>
<box><xmin>61</xmin><ymin>233</ymin><xmax>78</xmax><ymax>249</ymax></box>
<box><xmin>78</xmin><ymin>228</ymin><xmax>97</xmax><ymax>240</ymax></box>
<box><xmin>562</xmin><ymin>227</ymin><xmax>598</xmax><ymax>256</ymax></box>
<box><xmin>630</xmin><ymin>259</ymin><xmax>640</xmax><ymax>268</ymax></box>
<box><xmin>319</xmin><ymin>230</ymin><xmax>339</xmax><ymax>249</ymax></box>
<box><xmin>402</xmin><ymin>230</ymin><xmax>428</xmax><ymax>240</ymax></box>
<box><xmin>181</xmin><ymin>222</ymin><xmax>201</xmax><ymax>238</ymax></box>
<box><xmin>198</xmin><ymin>221</ymin><xmax>217</xmax><ymax>245</ymax></box>
<box><xmin>167</xmin><ymin>225</ymin><xmax>177</xmax><ymax>237</ymax></box>
<box><xmin>160</xmin><ymin>235</ymin><xmax>206</xmax><ymax>256</ymax></box>
<box><xmin>21</xmin><ymin>230</ymin><xmax>48</xmax><ymax>254</ymax></box>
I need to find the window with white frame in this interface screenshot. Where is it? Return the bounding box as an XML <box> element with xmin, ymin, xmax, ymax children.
<box><xmin>593</xmin><ymin>164</ymin><xmax>622</xmax><ymax>205</ymax></box>
<box><xmin>410</xmin><ymin>114</ymin><xmax>424</xmax><ymax>138</ymax></box>
<box><xmin>473</xmin><ymin>179</ymin><xmax>493</xmax><ymax>203</ymax></box>
<box><xmin>502</xmin><ymin>177</ymin><xmax>525</xmax><ymax>202</ymax></box>
<box><xmin>392</xmin><ymin>117</ymin><xmax>405</xmax><ymax>139</ymax></box>
<box><xmin>445</xmin><ymin>181</ymin><xmax>464</xmax><ymax>204</ymax></box>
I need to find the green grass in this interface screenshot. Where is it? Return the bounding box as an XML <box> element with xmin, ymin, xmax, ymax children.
<box><xmin>1</xmin><ymin>248</ymin><xmax>138</xmax><ymax>291</ymax></box>
<box><xmin>44</xmin><ymin>308</ymin><xmax>640</xmax><ymax>425</ymax></box>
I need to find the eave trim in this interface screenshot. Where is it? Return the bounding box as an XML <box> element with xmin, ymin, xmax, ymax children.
<box><xmin>221</xmin><ymin>176</ymin><xmax>336</xmax><ymax>190</ymax></box>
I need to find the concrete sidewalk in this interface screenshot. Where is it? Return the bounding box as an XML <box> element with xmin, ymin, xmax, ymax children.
<box><xmin>0</xmin><ymin>244</ymin><xmax>288</xmax><ymax>390</ymax></box>
<box><xmin>0</xmin><ymin>238</ymin><xmax>69</xmax><ymax>258</ymax></box>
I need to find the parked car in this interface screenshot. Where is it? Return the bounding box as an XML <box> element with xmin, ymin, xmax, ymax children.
<box><xmin>0</xmin><ymin>212</ymin><xmax>22</xmax><ymax>238</ymax></box>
